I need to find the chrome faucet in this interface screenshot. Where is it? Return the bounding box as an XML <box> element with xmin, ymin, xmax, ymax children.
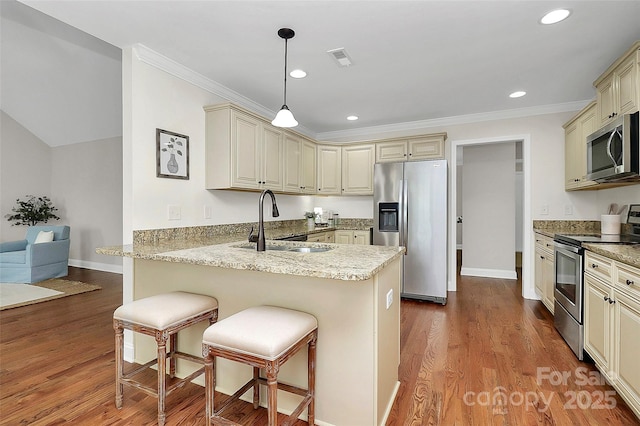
<box><xmin>253</xmin><ymin>189</ymin><xmax>279</xmax><ymax>251</ymax></box>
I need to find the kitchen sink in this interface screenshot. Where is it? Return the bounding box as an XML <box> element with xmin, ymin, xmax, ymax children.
<box><xmin>287</xmin><ymin>247</ymin><xmax>332</xmax><ymax>253</ymax></box>
<box><xmin>234</xmin><ymin>243</ymin><xmax>333</xmax><ymax>253</ymax></box>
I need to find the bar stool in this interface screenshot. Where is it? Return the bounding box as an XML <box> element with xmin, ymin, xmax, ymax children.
<box><xmin>202</xmin><ymin>305</ymin><xmax>317</xmax><ymax>426</ymax></box>
<box><xmin>113</xmin><ymin>291</ymin><xmax>219</xmax><ymax>426</ymax></box>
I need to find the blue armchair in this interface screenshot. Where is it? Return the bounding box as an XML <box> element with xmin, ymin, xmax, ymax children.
<box><xmin>0</xmin><ymin>225</ymin><xmax>70</xmax><ymax>284</ymax></box>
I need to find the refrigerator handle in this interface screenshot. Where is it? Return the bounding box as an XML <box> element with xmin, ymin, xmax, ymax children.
<box><xmin>402</xmin><ymin>179</ymin><xmax>409</xmax><ymax>254</ymax></box>
<box><xmin>398</xmin><ymin>179</ymin><xmax>404</xmax><ymax>252</ymax></box>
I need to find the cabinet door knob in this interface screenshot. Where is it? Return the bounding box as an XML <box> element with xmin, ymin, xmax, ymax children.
<box><xmin>626</xmin><ymin>279</ymin><xmax>634</xmax><ymax>286</ymax></box>
<box><xmin>591</xmin><ymin>264</ymin><xmax>598</xmax><ymax>269</ymax></box>
<box><xmin>540</xmin><ymin>255</ymin><xmax>544</xmax><ymax>260</ymax></box>
<box><xmin>609</xmin><ymin>299</ymin><xmax>616</xmax><ymax>305</ymax></box>
<box><xmin>604</xmin><ymin>296</ymin><xmax>609</xmax><ymax>301</ymax></box>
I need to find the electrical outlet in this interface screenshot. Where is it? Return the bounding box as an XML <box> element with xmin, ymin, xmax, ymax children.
<box><xmin>168</xmin><ymin>205</ymin><xmax>181</xmax><ymax>220</ymax></box>
<box><xmin>203</xmin><ymin>205</ymin><xmax>212</xmax><ymax>219</ymax></box>
<box><xmin>541</xmin><ymin>204</ymin><xmax>549</xmax><ymax>215</ymax></box>
<box><xmin>564</xmin><ymin>204</ymin><xmax>573</xmax><ymax>216</ymax></box>
<box><xmin>386</xmin><ymin>289</ymin><xmax>393</xmax><ymax>309</ymax></box>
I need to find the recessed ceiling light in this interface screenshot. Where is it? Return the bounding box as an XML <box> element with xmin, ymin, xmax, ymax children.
<box><xmin>540</xmin><ymin>9</ymin><xmax>571</xmax><ymax>25</ymax></box>
<box><xmin>347</xmin><ymin>115</ymin><xmax>359</xmax><ymax>121</ymax></box>
<box><xmin>290</xmin><ymin>69</ymin><xmax>306</xmax><ymax>79</ymax></box>
<box><xmin>509</xmin><ymin>91</ymin><xmax>527</xmax><ymax>98</ymax></box>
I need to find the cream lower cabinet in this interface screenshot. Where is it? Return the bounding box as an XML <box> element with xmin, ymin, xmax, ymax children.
<box><xmin>534</xmin><ymin>234</ymin><xmax>555</xmax><ymax>313</ymax></box>
<box><xmin>307</xmin><ymin>231</ymin><xmax>334</xmax><ymax>243</ymax></box>
<box><xmin>335</xmin><ymin>230</ymin><xmax>371</xmax><ymax>245</ymax></box>
<box><xmin>584</xmin><ymin>251</ymin><xmax>640</xmax><ymax>418</ymax></box>
<box><xmin>584</xmin><ymin>273</ymin><xmax>614</xmax><ymax>376</ymax></box>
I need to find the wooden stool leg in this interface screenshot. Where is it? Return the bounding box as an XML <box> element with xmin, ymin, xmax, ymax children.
<box><xmin>204</xmin><ymin>349</ymin><xmax>215</xmax><ymax>426</ymax></box>
<box><xmin>156</xmin><ymin>332</ymin><xmax>168</xmax><ymax>426</ymax></box>
<box><xmin>169</xmin><ymin>332</ymin><xmax>178</xmax><ymax>378</ymax></box>
<box><xmin>114</xmin><ymin>323</ymin><xmax>124</xmax><ymax>409</ymax></box>
<box><xmin>253</xmin><ymin>367</ymin><xmax>260</xmax><ymax>409</ymax></box>
<box><xmin>308</xmin><ymin>337</ymin><xmax>317</xmax><ymax>425</ymax></box>
<box><xmin>266</xmin><ymin>361</ymin><xmax>279</xmax><ymax>426</ymax></box>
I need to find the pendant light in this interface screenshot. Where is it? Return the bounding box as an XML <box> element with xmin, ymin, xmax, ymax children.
<box><xmin>272</xmin><ymin>28</ymin><xmax>298</xmax><ymax>128</ymax></box>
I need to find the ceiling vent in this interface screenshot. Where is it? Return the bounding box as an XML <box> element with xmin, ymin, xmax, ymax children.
<box><xmin>327</xmin><ymin>48</ymin><xmax>353</xmax><ymax>67</ymax></box>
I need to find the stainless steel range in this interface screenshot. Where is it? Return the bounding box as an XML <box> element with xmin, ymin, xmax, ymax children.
<box><xmin>552</xmin><ymin>204</ymin><xmax>640</xmax><ymax>360</ymax></box>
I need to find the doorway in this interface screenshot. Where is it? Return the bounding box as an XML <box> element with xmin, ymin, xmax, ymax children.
<box><xmin>448</xmin><ymin>134</ymin><xmax>535</xmax><ymax>299</ymax></box>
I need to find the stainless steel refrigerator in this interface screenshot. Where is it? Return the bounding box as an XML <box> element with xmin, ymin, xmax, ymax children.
<box><xmin>373</xmin><ymin>160</ymin><xmax>448</xmax><ymax>304</ymax></box>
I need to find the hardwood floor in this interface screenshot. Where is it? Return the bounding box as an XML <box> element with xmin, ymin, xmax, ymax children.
<box><xmin>1</xmin><ymin>266</ymin><xmax>638</xmax><ymax>425</ymax></box>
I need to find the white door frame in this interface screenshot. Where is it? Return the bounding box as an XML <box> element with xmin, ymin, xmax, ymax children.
<box><xmin>448</xmin><ymin>134</ymin><xmax>537</xmax><ymax>300</ymax></box>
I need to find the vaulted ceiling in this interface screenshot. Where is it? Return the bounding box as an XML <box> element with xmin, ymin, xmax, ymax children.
<box><xmin>3</xmin><ymin>1</ymin><xmax>640</xmax><ymax>147</ymax></box>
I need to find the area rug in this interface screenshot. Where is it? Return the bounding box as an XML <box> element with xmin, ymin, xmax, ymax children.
<box><xmin>0</xmin><ymin>279</ymin><xmax>101</xmax><ymax>310</ymax></box>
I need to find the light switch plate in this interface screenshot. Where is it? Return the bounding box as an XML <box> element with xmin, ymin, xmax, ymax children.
<box><xmin>168</xmin><ymin>205</ymin><xmax>181</xmax><ymax>220</ymax></box>
<box><xmin>564</xmin><ymin>204</ymin><xmax>573</xmax><ymax>216</ymax></box>
<box><xmin>203</xmin><ymin>205</ymin><xmax>212</xmax><ymax>219</ymax></box>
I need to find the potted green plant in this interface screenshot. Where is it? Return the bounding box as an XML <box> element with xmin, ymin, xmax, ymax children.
<box><xmin>5</xmin><ymin>195</ymin><xmax>60</xmax><ymax>226</ymax></box>
<box><xmin>304</xmin><ymin>211</ymin><xmax>315</xmax><ymax>229</ymax></box>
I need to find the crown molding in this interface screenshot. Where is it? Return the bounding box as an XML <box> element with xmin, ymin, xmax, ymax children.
<box><xmin>132</xmin><ymin>43</ymin><xmax>315</xmax><ymax>137</ymax></box>
<box><xmin>316</xmin><ymin>100</ymin><xmax>592</xmax><ymax>141</ymax></box>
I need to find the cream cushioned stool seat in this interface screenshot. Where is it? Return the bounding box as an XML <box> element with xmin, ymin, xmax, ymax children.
<box><xmin>202</xmin><ymin>305</ymin><xmax>318</xmax><ymax>426</ymax></box>
<box><xmin>113</xmin><ymin>291</ymin><xmax>218</xmax><ymax>426</ymax></box>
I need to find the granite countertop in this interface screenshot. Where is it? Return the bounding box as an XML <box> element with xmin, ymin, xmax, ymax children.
<box><xmin>533</xmin><ymin>222</ymin><xmax>640</xmax><ymax>269</ymax></box>
<box><xmin>97</xmin><ymin>226</ymin><xmax>404</xmax><ymax>281</ymax></box>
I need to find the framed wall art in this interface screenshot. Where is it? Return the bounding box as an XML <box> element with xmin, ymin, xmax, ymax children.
<box><xmin>156</xmin><ymin>128</ymin><xmax>189</xmax><ymax>180</ymax></box>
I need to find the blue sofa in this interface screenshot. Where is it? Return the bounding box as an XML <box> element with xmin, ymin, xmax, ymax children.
<box><xmin>0</xmin><ymin>225</ymin><xmax>70</xmax><ymax>283</ymax></box>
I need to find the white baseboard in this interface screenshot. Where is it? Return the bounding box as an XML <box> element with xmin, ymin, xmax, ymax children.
<box><xmin>460</xmin><ymin>267</ymin><xmax>517</xmax><ymax>280</ymax></box>
<box><xmin>68</xmin><ymin>258</ymin><xmax>123</xmax><ymax>274</ymax></box>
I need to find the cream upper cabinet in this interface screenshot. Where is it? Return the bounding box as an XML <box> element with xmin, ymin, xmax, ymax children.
<box><xmin>375</xmin><ymin>133</ymin><xmax>446</xmax><ymax>163</ymax></box>
<box><xmin>342</xmin><ymin>144</ymin><xmax>375</xmax><ymax>195</ymax></box>
<box><xmin>283</xmin><ymin>135</ymin><xmax>316</xmax><ymax>194</ymax></box>
<box><xmin>283</xmin><ymin>134</ymin><xmax>302</xmax><ymax>192</ymax></box>
<box><xmin>563</xmin><ymin>102</ymin><xmax>598</xmax><ymax>191</ymax></box>
<box><xmin>408</xmin><ymin>135</ymin><xmax>445</xmax><ymax>160</ymax></box>
<box><xmin>317</xmin><ymin>145</ymin><xmax>342</xmax><ymax>195</ymax></box>
<box><xmin>595</xmin><ymin>42</ymin><xmax>639</xmax><ymax>127</ymax></box>
<box><xmin>261</xmin><ymin>125</ymin><xmax>283</xmax><ymax>191</ymax></box>
<box><xmin>301</xmin><ymin>140</ymin><xmax>317</xmax><ymax>194</ymax></box>
<box><xmin>376</xmin><ymin>140</ymin><xmax>408</xmax><ymax>162</ymax></box>
<box><xmin>230</xmin><ymin>110</ymin><xmax>261</xmax><ymax>189</ymax></box>
<box><xmin>204</xmin><ymin>104</ymin><xmax>283</xmax><ymax>191</ymax></box>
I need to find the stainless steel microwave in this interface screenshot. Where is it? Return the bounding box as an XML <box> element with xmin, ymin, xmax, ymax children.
<box><xmin>586</xmin><ymin>112</ymin><xmax>639</xmax><ymax>182</ymax></box>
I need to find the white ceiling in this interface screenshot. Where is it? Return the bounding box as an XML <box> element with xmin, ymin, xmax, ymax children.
<box><xmin>3</xmin><ymin>1</ymin><xmax>640</xmax><ymax>147</ymax></box>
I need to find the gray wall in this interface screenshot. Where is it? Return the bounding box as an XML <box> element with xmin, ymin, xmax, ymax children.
<box><xmin>1</xmin><ymin>110</ymin><xmax>122</xmax><ymax>271</ymax></box>
<box><xmin>51</xmin><ymin>138</ymin><xmax>123</xmax><ymax>270</ymax></box>
<box><xmin>1</xmin><ymin>110</ymin><xmax>52</xmax><ymax>241</ymax></box>
<box><xmin>461</xmin><ymin>143</ymin><xmax>516</xmax><ymax>279</ymax></box>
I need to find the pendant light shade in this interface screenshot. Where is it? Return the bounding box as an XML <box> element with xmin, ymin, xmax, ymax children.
<box><xmin>272</xmin><ymin>28</ymin><xmax>298</xmax><ymax>128</ymax></box>
<box><xmin>272</xmin><ymin>105</ymin><xmax>298</xmax><ymax>127</ymax></box>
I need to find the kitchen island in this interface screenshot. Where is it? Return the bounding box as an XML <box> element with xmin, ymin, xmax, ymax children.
<box><xmin>98</xmin><ymin>236</ymin><xmax>404</xmax><ymax>426</ymax></box>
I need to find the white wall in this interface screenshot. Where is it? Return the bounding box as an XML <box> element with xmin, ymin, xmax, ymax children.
<box><xmin>461</xmin><ymin>143</ymin><xmax>516</xmax><ymax>279</ymax></box>
<box><xmin>51</xmin><ymin>138</ymin><xmax>123</xmax><ymax>271</ymax></box>
<box><xmin>1</xmin><ymin>110</ymin><xmax>53</xmax><ymax>241</ymax></box>
<box><xmin>124</xmin><ymin>46</ymin><xmax>313</xmax><ymax>234</ymax></box>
